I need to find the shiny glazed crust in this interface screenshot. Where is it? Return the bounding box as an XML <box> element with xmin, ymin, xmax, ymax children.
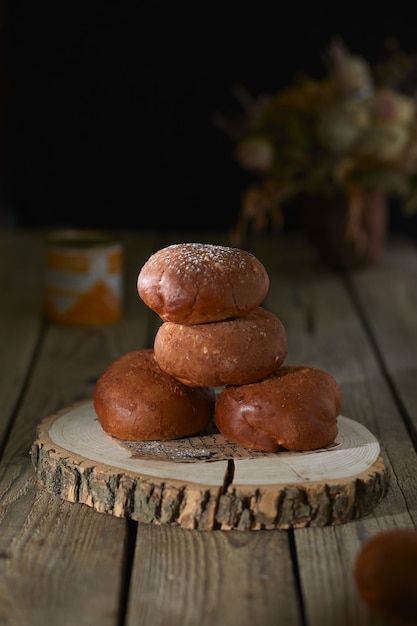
<box><xmin>153</xmin><ymin>307</ymin><xmax>288</xmax><ymax>387</ymax></box>
<box><xmin>93</xmin><ymin>349</ymin><xmax>215</xmax><ymax>441</ymax></box>
<box><xmin>214</xmin><ymin>365</ymin><xmax>342</xmax><ymax>452</ymax></box>
<box><xmin>137</xmin><ymin>242</ymin><xmax>270</xmax><ymax>325</ymax></box>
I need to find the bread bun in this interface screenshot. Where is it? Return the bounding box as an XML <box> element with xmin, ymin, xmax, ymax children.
<box><xmin>93</xmin><ymin>349</ymin><xmax>215</xmax><ymax>440</ymax></box>
<box><xmin>137</xmin><ymin>242</ymin><xmax>269</xmax><ymax>325</ymax></box>
<box><xmin>354</xmin><ymin>528</ymin><xmax>417</xmax><ymax>624</ymax></box>
<box><xmin>214</xmin><ymin>365</ymin><xmax>341</xmax><ymax>452</ymax></box>
<box><xmin>153</xmin><ymin>306</ymin><xmax>288</xmax><ymax>387</ymax></box>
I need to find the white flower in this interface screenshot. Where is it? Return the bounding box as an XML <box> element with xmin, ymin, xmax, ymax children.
<box><xmin>356</xmin><ymin>124</ymin><xmax>409</xmax><ymax>162</ymax></box>
<box><xmin>235</xmin><ymin>136</ymin><xmax>275</xmax><ymax>173</ymax></box>
<box><xmin>373</xmin><ymin>89</ymin><xmax>416</xmax><ymax>126</ymax></box>
<box><xmin>317</xmin><ymin>100</ymin><xmax>371</xmax><ymax>153</ymax></box>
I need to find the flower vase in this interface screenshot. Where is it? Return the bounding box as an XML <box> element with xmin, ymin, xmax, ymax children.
<box><xmin>302</xmin><ymin>190</ymin><xmax>388</xmax><ymax>270</ymax></box>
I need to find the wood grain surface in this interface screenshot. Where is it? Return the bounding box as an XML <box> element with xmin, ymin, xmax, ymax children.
<box><xmin>1</xmin><ymin>230</ymin><xmax>417</xmax><ymax>626</ymax></box>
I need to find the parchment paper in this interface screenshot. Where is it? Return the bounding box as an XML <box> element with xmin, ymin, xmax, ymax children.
<box><xmin>114</xmin><ymin>419</ymin><xmax>338</xmax><ymax>463</ymax></box>
<box><xmin>115</xmin><ymin>420</ymin><xmax>282</xmax><ymax>462</ymax></box>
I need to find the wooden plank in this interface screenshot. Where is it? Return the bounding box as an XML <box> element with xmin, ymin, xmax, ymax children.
<box><xmin>294</xmin><ymin>514</ymin><xmax>415</xmax><ymax>626</ymax></box>
<box><xmin>344</xmin><ymin>236</ymin><xmax>417</xmax><ymax>525</ymax></box>
<box><xmin>0</xmin><ymin>468</ymin><xmax>126</xmax><ymax>626</ymax></box>
<box><xmin>2</xmin><ymin>230</ymin><xmax>417</xmax><ymax>626</ymax></box>
<box><xmin>349</xmin><ymin>236</ymin><xmax>417</xmax><ymax>435</ymax></box>
<box><xmin>0</xmin><ymin>231</ymin><xmax>44</xmax><ymax>445</ymax></box>
<box><xmin>251</xmin><ymin>236</ymin><xmax>417</xmax><ymax>509</ymax></box>
<box><xmin>249</xmin><ymin>234</ymin><xmax>417</xmax><ymax>625</ymax></box>
<box><xmin>0</xmin><ymin>231</ymin><xmax>159</xmax><ymax>625</ymax></box>
<box><xmin>128</xmin><ymin>232</ymin><xmax>417</xmax><ymax>624</ymax></box>
<box><xmin>127</xmin><ymin>523</ymin><xmax>303</xmax><ymax>626</ymax></box>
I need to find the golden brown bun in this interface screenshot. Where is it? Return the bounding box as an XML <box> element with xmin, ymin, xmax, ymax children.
<box><xmin>93</xmin><ymin>349</ymin><xmax>215</xmax><ymax>441</ymax></box>
<box><xmin>154</xmin><ymin>307</ymin><xmax>288</xmax><ymax>387</ymax></box>
<box><xmin>214</xmin><ymin>365</ymin><xmax>341</xmax><ymax>452</ymax></box>
<box><xmin>137</xmin><ymin>242</ymin><xmax>269</xmax><ymax>325</ymax></box>
<box><xmin>354</xmin><ymin>528</ymin><xmax>417</xmax><ymax>625</ymax></box>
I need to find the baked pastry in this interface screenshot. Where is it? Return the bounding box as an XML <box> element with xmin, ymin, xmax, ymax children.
<box><xmin>153</xmin><ymin>306</ymin><xmax>288</xmax><ymax>387</ymax></box>
<box><xmin>354</xmin><ymin>528</ymin><xmax>417</xmax><ymax>624</ymax></box>
<box><xmin>137</xmin><ymin>242</ymin><xmax>269</xmax><ymax>325</ymax></box>
<box><xmin>214</xmin><ymin>365</ymin><xmax>342</xmax><ymax>452</ymax></box>
<box><xmin>93</xmin><ymin>349</ymin><xmax>215</xmax><ymax>441</ymax></box>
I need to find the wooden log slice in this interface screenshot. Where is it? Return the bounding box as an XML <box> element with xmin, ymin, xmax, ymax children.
<box><xmin>30</xmin><ymin>400</ymin><xmax>389</xmax><ymax>531</ymax></box>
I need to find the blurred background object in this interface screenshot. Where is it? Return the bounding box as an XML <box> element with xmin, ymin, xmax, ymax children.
<box><xmin>2</xmin><ymin>2</ymin><xmax>417</xmax><ymax>238</ymax></box>
<box><xmin>220</xmin><ymin>38</ymin><xmax>417</xmax><ymax>267</ymax></box>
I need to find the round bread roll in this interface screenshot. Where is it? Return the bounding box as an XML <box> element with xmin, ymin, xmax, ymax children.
<box><xmin>215</xmin><ymin>365</ymin><xmax>342</xmax><ymax>452</ymax></box>
<box><xmin>154</xmin><ymin>306</ymin><xmax>288</xmax><ymax>387</ymax></box>
<box><xmin>93</xmin><ymin>349</ymin><xmax>215</xmax><ymax>441</ymax></box>
<box><xmin>137</xmin><ymin>242</ymin><xmax>269</xmax><ymax>325</ymax></box>
<box><xmin>354</xmin><ymin>528</ymin><xmax>417</xmax><ymax>624</ymax></box>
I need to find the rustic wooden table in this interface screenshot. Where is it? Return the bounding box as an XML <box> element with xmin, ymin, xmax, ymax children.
<box><xmin>1</xmin><ymin>228</ymin><xmax>417</xmax><ymax>626</ymax></box>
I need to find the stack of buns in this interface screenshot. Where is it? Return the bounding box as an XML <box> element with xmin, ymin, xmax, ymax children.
<box><xmin>141</xmin><ymin>243</ymin><xmax>288</xmax><ymax>387</ymax></box>
<box><xmin>94</xmin><ymin>242</ymin><xmax>342</xmax><ymax>451</ymax></box>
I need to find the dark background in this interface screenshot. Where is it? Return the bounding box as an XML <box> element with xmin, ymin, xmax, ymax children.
<box><xmin>2</xmin><ymin>2</ymin><xmax>417</xmax><ymax>234</ymax></box>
